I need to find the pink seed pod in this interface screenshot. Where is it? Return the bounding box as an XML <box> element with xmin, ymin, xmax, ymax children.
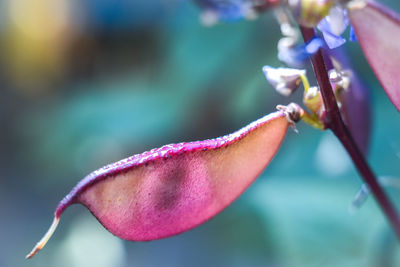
<box><xmin>348</xmin><ymin>1</ymin><xmax>400</xmax><ymax>112</ymax></box>
<box><xmin>27</xmin><ymin>110</ymin><xmax>291</xmax><ymax>259</ymax></box>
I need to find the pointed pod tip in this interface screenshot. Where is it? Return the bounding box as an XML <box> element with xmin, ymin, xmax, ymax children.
<box><xmin>276</xmin><ymin>103</ymin><xmax>304</xmax><ymax>124</ymax></box>
<box><xmin>26</xmin><ymin>216</ymin><xmax>60</xmax><ymax>259</ymax></box>
<box><xmin>26</xmin><ymin>247</ymin><xmax>40</xmax><ymax>259</ymax></box>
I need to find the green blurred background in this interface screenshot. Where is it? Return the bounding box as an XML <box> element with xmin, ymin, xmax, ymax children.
<box><xmin>1</xmin><ymin>0</ymin><xmax>400</xmax><ymax>266</ymax></box>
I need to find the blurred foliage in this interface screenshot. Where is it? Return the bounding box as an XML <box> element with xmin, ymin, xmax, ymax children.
<box><xmin>1</xmin><ymin>0</ymin><xmax>400</xmax><ymax>267</ymax></box>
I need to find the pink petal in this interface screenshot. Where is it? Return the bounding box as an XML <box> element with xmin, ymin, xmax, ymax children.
<box><xmin>349</xmin><ymin>1</ymin><xmax>400</xmax><ymax>112</ymax></box>
<box><xmin>27</xmin><ymin>111</ymin><xmax>289</xmax><ymax>258</ymax></box>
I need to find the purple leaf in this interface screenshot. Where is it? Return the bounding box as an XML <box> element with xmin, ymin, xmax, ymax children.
<box><xmin>27</xmin><ymin>111</ymin><xmax>289</xmax><ymax>258</ymax></box>
<box><xmin>343</xmin><ymin>71</ymin><xmax>371</xmax><ymax>155</ymax></box>
<box><xmin>348</xmin><ymin>1</ymin><xmax>400</xmax><ymax>112</ymax></box>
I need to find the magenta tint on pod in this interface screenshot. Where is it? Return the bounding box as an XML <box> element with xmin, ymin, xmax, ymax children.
<box><xmin>349</xmin><ymin>1</ymin><xmax>400</xmax><ymax>112</ymax></box>
<box><xmin>27</xmin><ymin>110</ymin><xmax>290</xmax><ymax>259</ymax></box>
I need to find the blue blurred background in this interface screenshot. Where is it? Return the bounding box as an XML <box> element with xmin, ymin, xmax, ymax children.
<box><xmin>1</xmin><ymin>0</ymin><xmax>400</xmax><ymax>266</ymax></box>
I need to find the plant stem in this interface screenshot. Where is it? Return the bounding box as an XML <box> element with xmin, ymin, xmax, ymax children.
<box><xmin>300</xmin><ymin>26</ymin><xmax>400</xmax><ymax>240</ymax></box>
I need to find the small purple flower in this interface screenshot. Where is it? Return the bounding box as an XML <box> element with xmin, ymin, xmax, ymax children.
<box><xmin>262</xmin><ymin>66</ymin><xmax>306</xmax><ymax>96</ymax></box>
<box><xmin>317</xmin><ymin>6</ymin><xmax>349</xmax><ymax>49</ymax></box>
<box><xmin>194</xmin><ymin>0</ymin><xmax>262</xmax><ymax>24</ymax></box>
<box><xmin>349</xmin><ymin>26</ymin><xmax>357</xmax><ymax>42</ymax></box>
<box><xmin>195</xmin><ymin>0</ymin><xmax>253</xmax><ymax>21</ymax></box>
<box><xmin>278</xmin><ymin>37</ymin><xmax>325</xmax><ymax>67</ymax></box>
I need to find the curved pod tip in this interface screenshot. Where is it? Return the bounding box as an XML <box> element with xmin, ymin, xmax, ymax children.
<box><xmin>26</xmin><ymin>216</ymin><xmax>60</xmax><ymax>259</ymax></box>
<box><xmin>27</xmin><ymin>109</ymin><xmax>293</xmax><ymax>258</ymax></box>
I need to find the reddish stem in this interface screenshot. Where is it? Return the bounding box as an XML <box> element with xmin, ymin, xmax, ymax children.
<box><xmin>300</xmin><ymin>26</ymin><xmax>400</xmax><ymax>240</ymax></box>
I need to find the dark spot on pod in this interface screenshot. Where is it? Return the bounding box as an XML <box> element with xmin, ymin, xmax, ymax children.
<box><xmin>203</xmin><ymin>148</ymin><xmax>208</xmax><ymax>151</ymax></box>
<box><xmin>154</xmin><ymin>165</ymin><xmax>185</xmax><ymax>211</ymax></box>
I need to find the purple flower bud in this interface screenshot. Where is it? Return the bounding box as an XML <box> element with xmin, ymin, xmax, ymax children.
<box><xmin>195</xmin><ymin>0</ymin><xmax>278</xmax><ymax>23</ymax></box>
<box><xmin>323</xmin><ymin>50</ymin><xmax>371</xmax><ymax>155</ymax></box>
<box><xmin>328</xmin><ymin>58</ymin><xmax>351</xmax><ymax>90</ymax></box>
<box><xmin>349</xmin><ymin>26</ymin><xmax>357</xmax><ymax>42</ymax></box>
<box><xmin>263</xmin><ymin>66</ymin><xmax>306</xmax><ymax>96</ymax></box>
<box><xmin>195</xmin><ymin>0</ymin><xmax>253</xmax><ymax>22</ymax></box>
<box><xmin>278</xmin><ymin>37</ymin><xmax>324</xmax><ymax>67</ymax></box>
<box><xmin>317</xmin><ymin>6</ymin><xmax>349</xmax><ymax>49</ymax></box>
